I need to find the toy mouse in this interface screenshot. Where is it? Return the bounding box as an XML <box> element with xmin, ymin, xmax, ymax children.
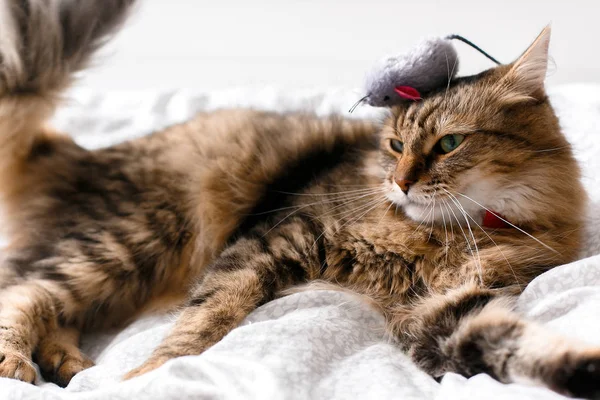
<box><xmin>350</xmin><ymin>35</ymin><xmax>501</xmax><ymax>112</ymax></box>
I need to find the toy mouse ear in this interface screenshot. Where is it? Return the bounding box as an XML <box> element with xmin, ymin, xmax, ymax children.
<box><xmin>394</xmin><ymin>86</ymin><xmax>421</xmax><ymax>101</ymax></box>
<box><xmin>504</xmin><ymin>25</ymin><xmax>551</xmax><ymax>97</ymax></box>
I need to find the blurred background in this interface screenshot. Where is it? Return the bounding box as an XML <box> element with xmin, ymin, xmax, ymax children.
<box><xmin>78</xmin><ymin>0</ymin><xmax>599</xmax><ymax>92</ymax></box>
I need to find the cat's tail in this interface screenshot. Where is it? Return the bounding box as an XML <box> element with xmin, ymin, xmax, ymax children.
<box><xmin>0</xmin><ymin>0</ymin><xmax>137</xmax><ymax>167</ymax></box>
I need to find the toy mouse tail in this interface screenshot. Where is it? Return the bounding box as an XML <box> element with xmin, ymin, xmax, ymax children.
<box><xmin>446</xmin><ymin>34</ymin><xmax>502</xmax><ymax>65</ymax></box>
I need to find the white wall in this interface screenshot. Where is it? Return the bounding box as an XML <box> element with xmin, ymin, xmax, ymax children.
<box><xmin>78</xmin><ymin>0</ymin><xmax>600</xmax><ymax>91</ymax></box>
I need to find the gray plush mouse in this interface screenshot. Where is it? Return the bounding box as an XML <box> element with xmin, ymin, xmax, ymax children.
<box><xmin>350</xmin><ymin>35</ymin><xmax>500</xmax><ymax>112</ymax></box>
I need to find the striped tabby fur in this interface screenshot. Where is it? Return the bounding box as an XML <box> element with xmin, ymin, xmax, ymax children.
<box><xmin>0</xmin><ymin>2</ymin><xmax>597</xmax><ymax>398</ymax></box>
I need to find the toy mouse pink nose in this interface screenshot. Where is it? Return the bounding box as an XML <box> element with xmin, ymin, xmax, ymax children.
<box><xmin>395</xmin><ymin>177</ymin><xmax>414</xmax><ymax>194</ymax></box>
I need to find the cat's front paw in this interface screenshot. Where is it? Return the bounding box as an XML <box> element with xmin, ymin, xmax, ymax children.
<box><xmin>123</xmin><ymin>356</ymin><xmax>169</xmax><ymax>380</ymax></box>
<box><xmin>0</xmin><ymin>349</ymin><xmax>37</xmax><ymax>383</ymax></box>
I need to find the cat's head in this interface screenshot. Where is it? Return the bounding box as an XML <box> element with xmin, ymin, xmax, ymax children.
<box><xmin>379</xmin><ymin>26</ymin><xmax>585</xmax><ymax>230</ymax></box>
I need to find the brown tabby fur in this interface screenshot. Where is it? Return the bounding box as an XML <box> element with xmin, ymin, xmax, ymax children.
<box><xmin>0</xmin><ymin>1</ymin><xmax>598</xmax><ymax>398</ymax></box>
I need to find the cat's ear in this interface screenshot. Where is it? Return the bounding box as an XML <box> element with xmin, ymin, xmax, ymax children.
<box><xmin>501</xmin><ymin>25</ymin><xmax>551</xmax><ymax>99</ymax></box>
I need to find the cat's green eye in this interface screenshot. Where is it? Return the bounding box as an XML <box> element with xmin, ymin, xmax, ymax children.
<box><xmin>436</xmin><ymin>134</ymin><xmax>465</xmax><ymax>154</ymax></box>
<box><xmin>390</xmin><ymin>139</ymin><xmax>404</xmax><ymax>153</ymax></box>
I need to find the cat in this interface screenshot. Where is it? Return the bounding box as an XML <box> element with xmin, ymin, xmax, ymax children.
<box><xmin>0</xmin><ymin>0</ymin><xmax>597</xmax><ymax>398</ymax></box>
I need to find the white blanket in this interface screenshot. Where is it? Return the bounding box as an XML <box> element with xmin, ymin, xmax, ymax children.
<box><xmin>1</xmin><ymin>84</ymin><xmax>600</xmax><ymax>400</ymax></box>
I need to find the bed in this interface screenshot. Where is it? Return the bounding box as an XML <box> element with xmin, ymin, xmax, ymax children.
<box><xmin>1</xmin><ymin>83</ymin><xmax>600</xmax><ymax>399</ymax></box>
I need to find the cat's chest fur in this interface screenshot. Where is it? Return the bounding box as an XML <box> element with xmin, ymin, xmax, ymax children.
<box><xmin>321</xmin><ymin>215</ymin><xmax>468</xmax><ymax>300</ymax></box>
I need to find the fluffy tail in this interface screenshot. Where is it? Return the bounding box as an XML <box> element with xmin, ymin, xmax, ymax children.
<box><xmin>0</xmin><ymin>0</ymin><xmax>137</xmax><ymax>165</ymax></box>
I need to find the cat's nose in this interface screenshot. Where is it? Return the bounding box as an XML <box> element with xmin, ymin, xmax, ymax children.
<box><xmin>395</xmin><ymin>177</ymin><xmax>415</xmax><ymax>194</ymax></box>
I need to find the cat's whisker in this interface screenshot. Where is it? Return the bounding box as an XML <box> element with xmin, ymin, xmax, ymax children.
<box><xmin>442</xmin><ymin>189</ymin><xmax>483</xmax><ymax>284</ymax></box>
<box><xmin>320</xmin><ymin>188</ymin><xmax>385</xmax><ymax>203</ymax></box>
<box><xmin>440</xmin><ymin>199</ymin><xmax>450</xmax><ymax>265</ymax></box>
<box><xmin>318</xmin><ymin>188</ymin><xmax>389</xmax><ymax>208</ymax></box>
<box><xmin>376</xmin><ymin>201</ymin><xmax>395</xmax><ymax>228</ymax></box>
<box><xmin>251</xmin><ymin>188</ymin><xmax>385</xmax><ymax>217</ymax></box>
<box><xmin>415</xmin><ymin>198</ymin><xmax>434</xmax><ymax>223</ymax></box>
<box><xmin>315</xmin><ymin>191</ymin><xmax>388</xmax><ymax>220</ymax></box>
<box><xmin>443</xmin><ymin>51</ymin><xmax>450</xmax><ymax>101</ymax></box>
<box><xmin>315</xmin><ymin>193</ymin><xmax>387</xmax><ymax>225</ymax></box>
<box><xmin>250</xmin><ymin>190</ymin><xmax>383</xmax><ymax>216</ymax></box>
<box><xmin>321</xmin><ymin>183</ymin><xmax>381</xmax><ymax>188</ymax></box>
<box><xmin>441</xmin><ymin>195</ymin><xmax>481</xmax><ymax>284</ymax></box>
<box><xmin>410</xmin><ymin>196</ymin><xmax>436</xmax><ymax>238</ymax></box>
<box><xmin>343</xmin><ymin>198</ymin><xmax>389</xmax><ymax>228</ymax></box>
<box><xmin>427</xmin><ymin>190</ymin><xmax>438</xmax><ymax>242</ymax></box>
<box><xmin>325</xmin><ymin>199</ymin><xmax>386</xmax><ymax>225</ymax></box>
<box><xmin>447</xmin><ymin>197</ymin><xmax>522</xmax><ymax>287</ymax></box>
<box><xmin>310</xmin><ymin>196</ymin><xmax>388</xmax><ymax>251</ymax></box>
<box><xmin>444</xmin><ymin>50</ymin><xmax>458</xmax><ymax>100</ymax></box>
<box><xmin>442</xmin><ymin>199</ymin><xmax>455</xmax><ymax>238</ymax></box>
<box><xmin>419</xmin><ymin>198</ymin><xmax>436</xmax><ymax>235</ymax></box>
<box><xmin>337</xmin><ymin>198</ymin><xmax>387</xmax><ymax>228</ymax></box>
<box><xmin>274</xmin><ymin>186</ymin><xmax>384</xmax><ymax>197</ymax></box>
<box><xmin>441</xmin><ymin>200</ymin><xmax>455</xmax><ymax>267</ymax></box>
<box><xmin>531</xmin><ymin>145</ymin><xmax>572</xmax><ymax>153</ymax></box>
<box><xmin>452</xmin><ymin>191</ymin><xmax>560</xmax><ymax>254</ymax></box>
<box><xmin>258</xmin><ymin>195</ymin><xmax>378</xmax><ymax>237</ymax></box>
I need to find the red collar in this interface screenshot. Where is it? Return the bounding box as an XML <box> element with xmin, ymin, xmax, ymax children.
<box><xmin>482</xmin><ymin>210</ymin><xmax>511</xmax><ymax>229</ymax></box>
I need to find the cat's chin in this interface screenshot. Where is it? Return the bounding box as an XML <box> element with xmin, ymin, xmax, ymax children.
<box><xmin>393</xmin><ymin>197</ymin><xmax>481</xmax><ymax>227</ymax></box>
<box><xmin>385</xmin><ymin>185</ymin><xmax>485</xmax><ymax>227</ymax></box>
<box><xmin>385</xmin><ymin>190</ymin><xmax>438</xmax><ymax>223</ymax></box>
<box><xmin>403</xmin><ymin>202</ymin><xmax>433</xmax><ymax>222</ymax></box>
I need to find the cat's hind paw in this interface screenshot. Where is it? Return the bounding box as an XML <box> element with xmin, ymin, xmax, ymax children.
<box><xmin>0</xmin><ymin>349</ymin><xmax>37</xmax><ymax>383</ymax></box>
<box><xmin>35</xmin><ymin>340</ymin><xmax>95</xmax><ymax>388</ymax></box>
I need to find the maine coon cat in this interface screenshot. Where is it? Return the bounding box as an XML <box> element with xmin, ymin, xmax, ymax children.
<box><xmin>0</xmin><ymin>1</ymin><xmax>597</xmax><ymax>398</ymax></box>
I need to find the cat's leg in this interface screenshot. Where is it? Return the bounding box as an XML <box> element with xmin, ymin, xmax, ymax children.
<box><xmin>0</xmin><ymin>234</ymin><xmax>161</xmax><ymax>385</ymax></box>
<box><xmin>35</xmin><ymin>326</ymin><xmax>94</xmax><ymax>387</ymax></box>
<box><xmin>390</xmin><ymin>283</ymin><xmax>600</xmax><ymax>399</ymax></box>
<box><xmin>0</xmin><ymin>281</ymin><xmax>71</xmax><ymax>383</ymax></box>
<box><xmin>124</xmin><ymin>216</ymin><xmax>320</xmax><ymax>379</ymax></box>
<box><xmin>123</xmin><ymin>269</ymin><xmax>270</xmax><ymax>379</ymax></box>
